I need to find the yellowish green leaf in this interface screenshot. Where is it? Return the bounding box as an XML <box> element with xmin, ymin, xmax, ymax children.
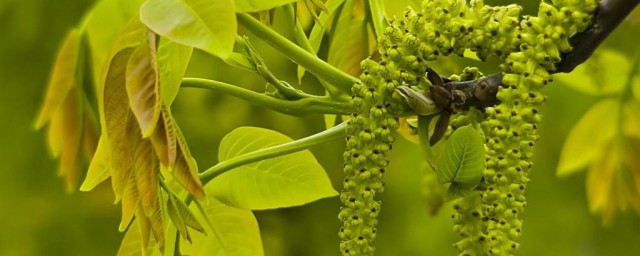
<box><xmin>172</xmin><ymin>121</ymin><xmax>205</xmax><ymax>199</ymax></box>
<box><xmin>180</xmin><ymin>196</ymin><xmax>264</xmax><ymax>256</ymax></box>
<box><xmin>48</xmin><ymin>86</ymin><xmax>84</xmax><ymax>191</ymax></box>
<box><xmin>117</xmin><ymin>219</ymin><xmax>162</xmax><ymax>256</ymax></box>
<box><xmin>80</xmin><ymin>136</ymin><xmax>111</xmax><ymax>191</ymax></box>
<box><xmin>134</xmin><ymin>140</ymin><xmax>159</xmax><ymax>217</ymax></box>
<box><xmin>623</xmin><ymin>100</ymin><xmax>640</xmax><ymax>138</ymax></box>
<box><xmin>328</xmin><ymin>0</ymin><xmax>369</xmax><ymax>77</ymax></box>
<box><xmin>167</xmin><ymin>195</ymin><xmax>191</xmax><ymax>242</ymax></box>
<box><xmin>210</xmin><ymin>127</ymin><xmax>338</xmax><ymax>210</ymax></box>
<box><xmin>126</xmin><ymin>30</ymin><xmax>162</xmax><ymax>137</ymax></box>
<box><xmin>140</xmin><ymin>0</ymin><xmax>237</xmax><ymax>59</ymax></box>
<box><xmin>150</xmin><ymin>105</ymin><xmax>178</xmax><ymax>168</ymax></box>
<box><xmin>119</xmin><ymin>171</ymin><xmax>139</xmax><ymax>231</ymax></box>
<box><xmin>103</xmin><ymin>48</ymin><xmax>143</xmax><ymax>201</ymax></box>
<box><xmin>555</xmin><ymin>49</ymin><xmax>630</xmax><ymax>96</ymax></box>
<box><xmin>586</xmin><ymin>141</ymin><xmax>618</xmax><ymax>224</ymax></box>
<box><xmin>557</xmin><ymin>99</ymin><xmax>619</xmax><ymax>177</ymax></box>
<box><xmin>35</xmin><ymin>29</ymin><xmax>82</xmax><ymax>129</ymax></box>
<box><xmin>157</xmin><ymin>37</ymin><xmax>193</xmax><ymax>105</ymax></box>
<box><xmin>85</xmin><ymin>0</ymin><xmax>144</xmax><ymax>86</ymax></box>
<box><xmin>234</xmin><ymin>0</ymin><xmax>297</xmax><ymax>12</ymax></box>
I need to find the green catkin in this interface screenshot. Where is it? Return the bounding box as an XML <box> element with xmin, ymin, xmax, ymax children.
<box><xmin>476</xmin><ymin>1</ymin><xmax>597</xmax><ymax>255</ymax></box>
<box><xmin>339</xmin><ymin>0</ymin><xmax>596</xmax><ymax>255</ymax></box>
<box><xmin>339</xmin><ymin>0</ymin><xmax>519</xmax><ymax>254</ymax></box>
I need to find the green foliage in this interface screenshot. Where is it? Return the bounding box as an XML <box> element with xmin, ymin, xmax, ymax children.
<box><xmin>26</xmin><ymin>0</ymin><xmax>640</xmax><ymax>255</ymax></box>
<box><xmin>436</xmin><ymin>125</ymin><xmax>484</xmax><ymax>189</ymax></box>
<box><xmin>209</xmin><ymin>127</ymin><xmax>338</xmax><ymax>210</ymax></box>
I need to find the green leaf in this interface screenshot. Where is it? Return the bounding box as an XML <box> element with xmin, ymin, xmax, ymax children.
<box><xmin>235</xmin><ymin>0</ymin><xmax>298</xmax><ymax>12</ymax></box>
<box><xmin>555</xmin><ymin>49</ymin><xmax>630</xmax><ymax>96</ymax></box>
<box><xmin>308</xmin><ymin>0</ymin><xmax>346</xmax><ymax>53</ymax></box>
<box><xmin>298</xmin><ymin>0</ymin><xmax>345</xmax><ymax>83</ymax></box>
<box><xmin>80</xmin><ymin>136</ymin><xmax>111</xmax><ymax>191</ymax></box>
<box><xmin>209</xmin><ymin>127</ymin><xmax>338</xmax><ymax>210</ymax></box>
<box><xmin>368</xmin><ymin>0</ymin><xmax>388</xmax><ymax>39</ymax></box>
<box><xmin>126</xmin><ymin>30</ymin><xmax>161</xmax><ymax>137</ymax></box>
<box><xmin>436</xmin><ymin>125</ymin><xmax>485</xmax><ymax>189</ymax></box>
<box><xmin>157</xmin><ymin>37</ymin><xmax>193</xmax><ymax>105</ymax></box>
<box><xmin>140</xmin><ymin>0</ymin><xmax>236</xmax><ymax>59</ymax></box>
<box><xmin>180</xmin><ymin>197</ymin><xmax>264</xmax><ymax>256</ymax></box>
<box><xmin>557</xmin><ymin>99</ymin><xmax>620</xmax><ymax>177</ymax></box>
<box><xmin>445</xmin><ymin>183</ymin><xmax>468</xmax><ymax>202</ymax></box>
<box><xmin>327</xmin><ymin>0</ymin><xmax>372</xmax><ymax>77</ymax></box>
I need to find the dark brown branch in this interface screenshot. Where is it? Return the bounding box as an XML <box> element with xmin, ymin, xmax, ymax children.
<box><xmin>556</xmin><ymin>0</ymin><xmax>640</xmax><ymax>73</ymax></box>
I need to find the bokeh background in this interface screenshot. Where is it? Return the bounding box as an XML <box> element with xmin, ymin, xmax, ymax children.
<box><xmin>1</xmin><ymin>0</ymin><xmax>639</xmax><ymax>255</ymax></box>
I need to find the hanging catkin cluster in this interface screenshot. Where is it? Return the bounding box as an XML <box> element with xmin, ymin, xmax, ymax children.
<box><xmin>475</xmin><ymin>1</ymin><xmax>597</xmax><ymax>255</ymax></box>
<box><xmin>340</xmin><ymin>1</ymin><xmax>526</xmax><ymax>255</ymax></box>
<box><xmin>339</xmin><ymin>0</ymin><xmax>596</xmax><ymax>255</ymax></box>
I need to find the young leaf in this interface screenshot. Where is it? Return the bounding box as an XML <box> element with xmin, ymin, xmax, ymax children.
<box><xmin>119</xmin><ymin>171</ymin><xmax>139</xmax><ymax>231</ymax></box>
<box><xmin>557</xmin><ymin>99</ymin><xmax>619</xmax><ymax>177</ymax></box>
<box><xmin>180</xmin><ymin>196</ymin><xmax>264</xmax><ymax>256</ymax></box>
<box><xmin>172</xmin><ymin>121</ymin><xmax>205</xmax><ymax>199</ymax></box>
<box><xmin>436</xmin><ymin>125</ymin><xmax>485</xmax><ymax>189</ymax></box>
<box><xmin>167</xmin><ymin>195</ymin><xmax>191</xmax><ymax>242</ymax></box>
<box><xmin>136</xmin><ymin>206</ymin><xmax>152</xmax><ymax>253</ymax></box>
<box><xmin>235</xmin><ymin>0</ymin><xmax>298</xmax><ymax>12</ymax></box>
<box><xmin>84</xmin><ymin>0</ymin><xmax>144</xmax><ymax>85</ymax></box>
<box><xmin>34</xmin><ymin>29</ymin><xmax>82</xmax><ymax>129</ymax></box>
<box><xmin>126</xmin><ymin>30</ymin><xmax>161</xmax><ymax>137</ymax></box>
<box><xmin>150</xmin><ymin>105</ymin><xmax>178</xmax><ymax>168</ymax></box>
<box><xmin>134</xmin><ymin>140</ymin><xmax>159</xmax><ymax>217</ymax></box>
<box><xmin>327</xmin><ymin>0</ymin><xmax>374</xmax><ymax>77</ymax></box>
<box><xmin>555</xmin><ymin>49</ymin><xmax>630</xmax><ymax>96</ymax></box>
<box><xmin>586</xmin><ymin>141</ymin><xmax>618</xmax><ymax>223</ymax></box>
<box><xmin>157</xmin><ymin>37</ymin><xmax>193</xmax><ymax>105</ymax></box>
<box><xmin>368</xmin><ymin>0</ymin><xmax>388</xmax><ymax>39</ymax></box>
<box><xmin>103</xmin><ymin>49</ymin><xmax>143</xmax><ymax>200</ymax></box>
<box><xmin>117</xmin><ymin>219</ymin><xmax>161</xmax><ymax>256</ymax></box>
<box><xmin>209</xmin><ymin>127</ymin><xmax>338</xmax><ymax>210</ymax></box>
<box><xmin>49</xmin><ymin>87</ymin><xmax>84</xmax><ymax>191</ymax></box>
<box><xmin>140</xmin><ymin>0</ymin><xmax>236</xmax><ymax>59</ymax></box>
<box><xmin>298</xmin><ymin>0</ymin><xmax>346</xmax><ymax>81</ymax></box>
<box><xmin>148</xmin><ymin>196</ymin><xmax>165</xmax><ymax>247</ymax></box>
<box><xmin>80</xmin><ymin>136</ymin><xmax>111</xmax><ymax>191</ymax></box>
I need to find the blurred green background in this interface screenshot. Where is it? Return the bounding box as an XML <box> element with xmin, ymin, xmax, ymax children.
<box><xmin>1</xmin><ymin>0</ymin><xmax>639</xmax><ymax>255</ymax></box>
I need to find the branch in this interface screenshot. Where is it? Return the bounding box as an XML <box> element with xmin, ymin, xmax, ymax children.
<box><xmin>236</xmin><ymin>13</ymin><xmax>358</xmax><ymax>94</ymax></box>
<box><xmin>556</xmin><ymin>0</ymin><xmax>640</xmax><ymax>73</ymax></box>
<box><xmin>181</xmin><ymin>78</ymin><xmax>352</xmax><ymax>116</ymax></box>
<box><xmin>199</xmin><ymin>121</ymin><xmax>347</xmax><ymax>184</ymax></box>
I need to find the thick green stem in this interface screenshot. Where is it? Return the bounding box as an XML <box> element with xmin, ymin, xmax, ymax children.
<box><xmin>181</xmin><ymin>78</ymin><xmax>352</xmax><ymax>116</ymax></box>
<box><xmin>199</xmin><ymin>122</ymin><xmax>347</xmax><ymax>184</ymax></box>
<box><xmin>236</xmin><ymin>13</ymin><xmax>357</xmax><ymax>93</ymax></box>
